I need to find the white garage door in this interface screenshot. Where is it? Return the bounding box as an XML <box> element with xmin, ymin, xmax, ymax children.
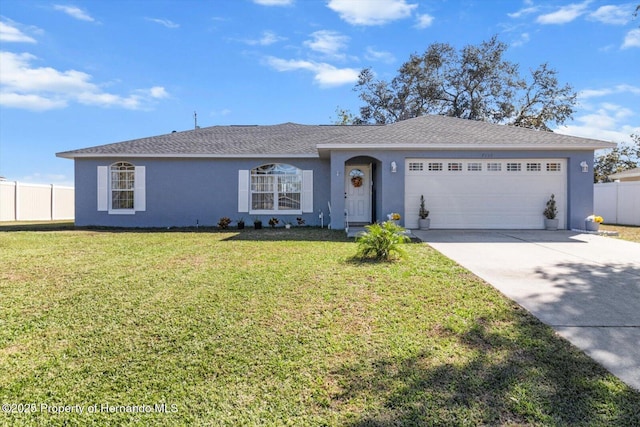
<box><xmin>405</xmin><ymin>159</ymin><xmax>566</xmax><ymax>229</ymax></box>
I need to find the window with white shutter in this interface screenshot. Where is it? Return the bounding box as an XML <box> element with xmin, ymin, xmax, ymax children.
<box><xmin>97</xmin><ymin>162</ymin><xmax>145</xmax><ymax>214</ymax></box>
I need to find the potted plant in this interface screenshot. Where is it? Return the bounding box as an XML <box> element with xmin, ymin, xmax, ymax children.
<box><xmin>543</xmin><ymin>194</ymin><xmax>558</xmax><ymax>230</ymax></box>
<box><xmin>585</xmin><ymin>214</ymin><xmax>603</xmax><ymax>232</ymax></box>
<box><xmin>268</xmin><ymin>217</ymin><xmax>279</xmax><ymax>228</ymax></box>
<box><xmin>253</xmin><ymin>218</ymin><xmax>263</xmax><ymax>229</ymax></box>
<box><xmin>387</xmin><ymin>212</ymin><xmax>401</xmax><ymax>225</ymax></box>
<box><xmin>284</xmin><ymin>221</ymin><xmax>291</xmax><ymax>229</ymax></box>
<box><xmin>236</xmin><ymin>218</ymin><xmax>245</xmax><ymax>230</ymax></box>
<box><xmin>418</xmin><ymin>195</ymin><xmax>430</xmax><ymax>230</ymax></box>
<box><xmin>296</xmin><ymin>217</ymin><xmax>306</xmax><ymax>226</ymax></box>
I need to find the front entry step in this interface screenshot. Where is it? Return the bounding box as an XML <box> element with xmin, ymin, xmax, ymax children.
<box><xmin>347</xmin><ymin>227</ymin><xmax>367</xmax><ymax>238</ymax></box>
<box><xmin>347</xmin><ymin>225</ymin><xmax>415</xmax><ymax>239</ymax></box>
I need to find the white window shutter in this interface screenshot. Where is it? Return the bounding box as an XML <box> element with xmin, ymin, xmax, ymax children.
<box><xmin>302</xmin><ymin>170</ymin><xmax>313</xmax><ymax>213</ymax></box>
<box><xmin>97</xmin><ymin>166</ymin><xmax>108</xmax><ymax>211</ymax></box>
<box><xmin>134</xmin><ymin>166</ymin><xmax>146</xmax><ymax>212</ymax></box>
<box><xmin>238</xmin><ymin>170</ymin><xmax>249</xmax><ymax>212</ymax></box>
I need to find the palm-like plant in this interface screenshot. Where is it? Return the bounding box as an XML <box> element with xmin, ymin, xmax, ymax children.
<box><xmin>356</xmin><ymin>221</ymin><xmax>410</xmax><ymax>261</ymax></box>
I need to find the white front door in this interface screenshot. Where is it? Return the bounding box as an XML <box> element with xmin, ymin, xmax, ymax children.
<box><xmin>345</xmin><ymin>165</ymin><xmax>371</xmax><ymax>223</ymax></box>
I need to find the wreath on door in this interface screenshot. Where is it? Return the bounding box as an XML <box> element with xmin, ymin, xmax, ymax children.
<box><xmin>351</xmin><ymin>176</ymin><xmax>363</xmax><ymax>188</ymax></box>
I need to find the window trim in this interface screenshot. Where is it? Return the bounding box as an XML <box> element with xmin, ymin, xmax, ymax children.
<box><xmin>448</xmin><ymin>162</ymin><xmax>463</xmax><ymax>172</ymax></box>
<box><xmin>487</xmin><ymin>162</ymin><xmax>502</xmax><ymax>172</ymax></box>
<box><xmin>249</xmin><ymin>163</ymin><xmax>303</xmax><ymax>215</ymax></box>
<box><xmin>506</xmin><ymin>162</ymin><xmax>522</xmax><ymax>172</ymax></box>
<box><xmin>110</xmin><ymin>162</ymin><xmax>136</xmax><ymax>214</ymax></box>
<box><xmin>97</xmin><ymin>163</ymin><xmax>145</xmax><ymax>215</ymax></box>
<box><xmin>546</xmin><ymin>162</ymin><xmax>562</xmax><ymax>172</ymax></box>
<box><xmin>526</xmin><ymin>162</ymin><xmax>542</xmax><ymax>172</ymax></box>
<box><xmin>408</xmin><ymin>162</ymin><xmax>424</xmax><ymax>171</ymax></box>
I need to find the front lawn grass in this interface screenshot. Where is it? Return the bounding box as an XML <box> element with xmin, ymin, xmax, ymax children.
<box><xmin>1</xmin><ymin>228</ymin><xmax>639</xmax><ymax>426</ymax></box>
<box><xmin>601</xmin><ymin>224</ymin><xmax>640</xmax><ymax>243</ymax></box>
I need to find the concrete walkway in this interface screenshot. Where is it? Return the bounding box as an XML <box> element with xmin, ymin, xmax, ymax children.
<box><xmin>412</xmin><ymin>229</ymin><xmax>640</xmax><ymax>391</ymax></box>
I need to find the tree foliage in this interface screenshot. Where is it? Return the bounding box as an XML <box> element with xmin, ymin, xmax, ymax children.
<box><xmin>593</xmin><ymin>134</ymin><xmax>640</xmax><ymax>183</ymax></box>
<box><xmin>349</xmin><ymin>36</ymin><xmax>576</xmax><ymax>131</ymax></box>
<box><xmin>332</xmin><ymin>106</ymin><xmax>364</xmax><ymax>125</ymax></box>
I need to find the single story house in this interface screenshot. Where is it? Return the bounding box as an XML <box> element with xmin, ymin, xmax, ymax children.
<box><xmin>609</xmin><ymin>167</ymin><xmax>640</xmax><ymax>182</ymax></box>
<box><xmin>56</xmin><ymin>115</ymin><xmax>614</xmax><ymax>230</ymax></box>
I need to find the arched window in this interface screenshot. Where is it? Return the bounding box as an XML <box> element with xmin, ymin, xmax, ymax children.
<box><xmin>97</xmin><ymin>162</ymin><xmax>145</xmax><ymax>213</ymax></box>
<box><xmin>110</xmin><ymin>162</ymin><xmax>135</xmax><ymax>210</ymax></box>
<box><xmin>251</xmin><ymin>163</ymin><xmax>301</xmax><ymax>212</ymax></box>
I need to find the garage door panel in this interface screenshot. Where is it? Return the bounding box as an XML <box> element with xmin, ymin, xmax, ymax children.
<box><xmin>405</xmin><ymin>159</ymin><xmax>566</xmax><ymax>229</ymax></box>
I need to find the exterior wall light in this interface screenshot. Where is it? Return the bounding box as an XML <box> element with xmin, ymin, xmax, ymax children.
<box><xmin>580</xmin><ymin>161</ymin><xmax>588</xmax><ymax>173</ymax></box>
<box><xmin>391</xmin><ymin>161</ymin><xmax>397</xmax><ymax>173</ymax></box>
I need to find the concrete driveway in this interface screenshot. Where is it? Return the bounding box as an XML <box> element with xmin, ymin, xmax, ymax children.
<box><xmin>412</xmin><ymin>229</ymin><xmax>640</xmax><ymax>391</ymax></box>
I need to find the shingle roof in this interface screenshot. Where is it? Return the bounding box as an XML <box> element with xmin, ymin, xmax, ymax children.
<box><xmin>318</xmin><ymin>115</ymin><xmax>614</xmax><ymax>148</ymax></box>
<box><xmin>56</xmin><ymin>123</ymin><xmax>369</xmax><ymax>158</ymax></box>
<box><xmin>56</xmin><ymin>115</ymin><xmax>614</xmax><ymax>159</ymax></box>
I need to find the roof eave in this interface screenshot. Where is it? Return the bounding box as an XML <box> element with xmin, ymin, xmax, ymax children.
<box><xmin>56</xmin><ymin>152</ymin><xmax>319</xmax><ymax>159</ymax></box>
<box><xmin>317</xmin><ymin>142</ymin><xmax>616</xmax><ymax>151</ymax></box>
<box><xmin>609</xmin><ymin>169</ymin><xmax>640</xmax><ymax>179</ymax></box>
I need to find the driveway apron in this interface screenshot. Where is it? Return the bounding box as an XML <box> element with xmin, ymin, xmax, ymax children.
<box><xmin>413</xmin><ymin>230</ymin><xmax>640</xmax><ymax>391</ymax></box>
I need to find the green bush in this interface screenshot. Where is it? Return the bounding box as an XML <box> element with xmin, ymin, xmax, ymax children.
<box><xmin>217</xmin><ymin>216</ymin><xmax>232</xmax><ymax>229</ymax></box>
<box><xmin>356</xmin><ymin>221</ymin><xmax>410</xmax><ymax>261</ymax></box>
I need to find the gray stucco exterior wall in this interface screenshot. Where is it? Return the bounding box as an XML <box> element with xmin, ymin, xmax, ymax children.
<box><xmin>74</xmin><ymin>157</ymin><xmax>330</xmax><ymax>228</ymax></box>
<box><xmin>73</xmin><ymin>148</ymin><xmax>596</xmax><ymax>230</ymax></box>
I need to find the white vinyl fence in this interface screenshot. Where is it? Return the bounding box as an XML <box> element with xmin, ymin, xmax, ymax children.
<box><xmin>594</xmin><ymin>181</ymin><xmax>640</xmax><ymax>226</ymax></box>
<box><xmin>0</xmin><ymin>181</ymin><xmax>74</xmax><ymax>221</ymax></box>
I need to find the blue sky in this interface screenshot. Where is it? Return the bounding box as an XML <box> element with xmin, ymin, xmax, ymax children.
<box><xmin>0</xmin><ymin>0</ymin><xmax>638</xmax><ymax>186</ymax></box>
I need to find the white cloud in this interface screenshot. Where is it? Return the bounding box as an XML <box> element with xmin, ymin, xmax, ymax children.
<box><xmin>557</xmin><ymin>122</ymin><xmax>638</xmax><ymax>144</ymax></box>
<box><xmin>304</xmin><ymin>30</ymin><xmax>349</xmax><ymax>57</ymax></box>
<box><xmin>0</xmin><ymin>20</ymin><xmax>37</xmax><ymax>43</ymax></box>
<box><xmin>511</xmin><ymin>32</ymin><xmax>530</xmax><ymax>47</ymax></box>
<box><xmin>508</xmin><ymin>6</ymin><xmax>539</xmax><ymax>19</ymax></box>
<box><xmin>265</xmin><ymin>56</ymin><xmax>359</xmax><ymax>87</ymax></box>
<box><xmin>556</xmin><ymin>102</ymin><xmax>639</xmax><ymax>144</ymax></box>
<box><xmin>243</xmin><ymin>30</ymin><xmax>286</xmax><ymax>46</ymax></box>
<box><xmin>253</xmin><ymin>0</ymin><xmax>293</xmax><ymax>5</ymax></box>
<box><xmin>0</xmin><ymin>51</ymin><xmax>169</xmax><ymax>111</ymax></box>
<box><xmin>415</xmin><ymin>13</ymin><xmax>434</xmax><ymax>29</ymax></box>
<box><xmin>364</xmin><ymin>47</ymin><xmax>395</xmax><ymax>63</ymax></box>
<box><xmin>588</xmin><ymin>5</ymin><xmax>633</xmax><ymax>25</ymax></box>
<box><xmin>622</xmin><ymin>28</ymin><xmax>640</xmax><ymax>49</ymax></box>
<box><xmin>580</xmin><ymin>84</ymin><xmax>640</xmax><ymax>99</ymax></box>
<box><xmin>327</xmin><ymin>0</ymin><xmax>417</xmax><ymax>26</ymax></box>
<box><xmin>536</xmin><ymin>1</ymin><xmax>591</xmax><ymax>25</ymax></box>
<box><xmin>53</xmin><ymin>5</ymin><xmax>95</xmax><ymax>22</ymax></box>
<box><xmin>145</xmin><ymin>18</ymin><xmax>180</xmax><ymax>29</ymax></box>
<box><xmin>0</xmin><ymin>92</ymin><xmax>68</xmax><ymax>111</ymax></box>
<box><xmin>149</xmin><ymin>86</ymin><xmax>169</xmax><ymax>99</ymax></box>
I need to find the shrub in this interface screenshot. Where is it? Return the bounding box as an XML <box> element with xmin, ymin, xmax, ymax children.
<box><xmin>356</xmin><ymin>221</ymin><xmax>410</xmax><ymax>261</ymax></box>
<box><xmin>217</xmin><ymin>217</ymin><xmax>232</xmax><ymax>229</ymax></box>
<box><xmin>268</xmin><ymin>217</ymin><xmax>279</xmax><ymax>228</ymax></box>
<box><xmin>543</xmin><ymin>194</ymin><xmax>558</xmax><ymax>219</ymax></box>
<box><xmin>419</xmin><ymin>195</ymin><xmax>429</xmax><ymax>219</ymax></box>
